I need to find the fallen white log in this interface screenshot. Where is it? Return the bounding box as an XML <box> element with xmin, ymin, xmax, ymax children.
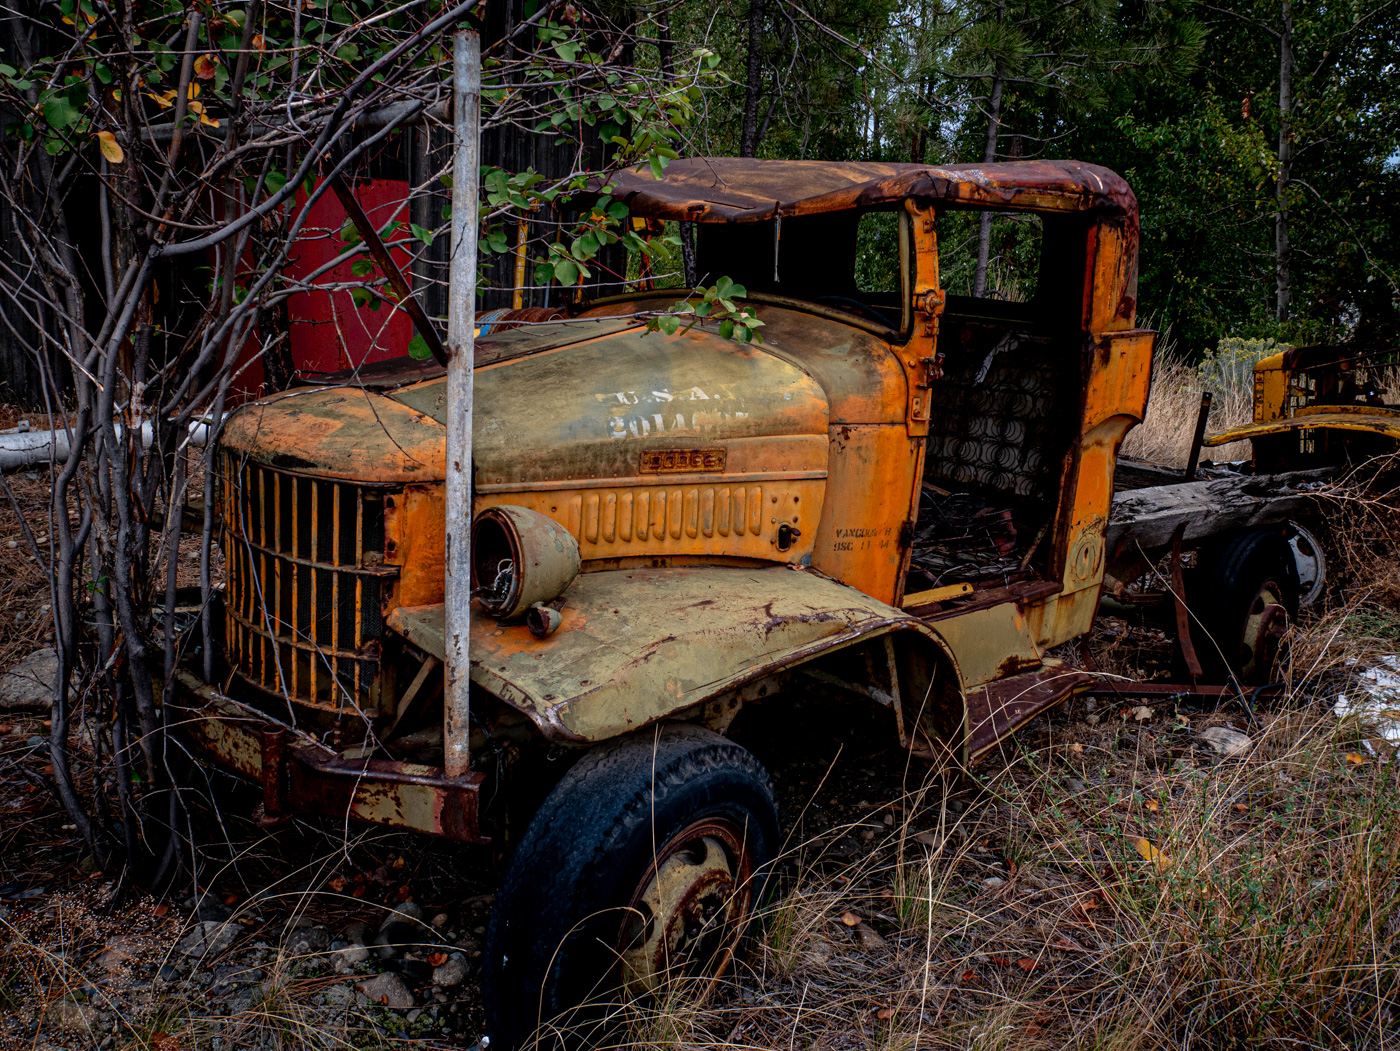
<box><xmin>0</xmin><ymin>418</ymin><xmax>218</xmax><ymax>472</ymax></box>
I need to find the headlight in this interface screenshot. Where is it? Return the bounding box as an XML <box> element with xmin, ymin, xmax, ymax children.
<box><xmin>472</xmin><ymin>505</ymin><xmax>581</xmax><ymax>620</ymax></box>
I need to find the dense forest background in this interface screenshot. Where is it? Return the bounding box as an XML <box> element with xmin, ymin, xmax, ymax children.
<box><xmin>653</xmin><ymin>0</ymin><xmax>1398</xmax><ymax>355</ymax></box>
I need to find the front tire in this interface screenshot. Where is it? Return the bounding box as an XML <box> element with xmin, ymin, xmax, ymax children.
<box><xmin>483</xmin><ymin>725</ymin><xmax>780</xmax><ymax>1050</ymax></box>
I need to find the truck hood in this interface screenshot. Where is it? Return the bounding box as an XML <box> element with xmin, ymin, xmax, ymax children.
<box><xmin>220</xmin><ymin>317</ymin><xmax>830</xmax><ymax>486</ymax></box>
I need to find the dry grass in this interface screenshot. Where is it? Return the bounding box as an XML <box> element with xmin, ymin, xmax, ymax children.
<box><xmin>1120</xmin><ymin>349</ymin><xmax>1254</xmax><ymax>468</ymax></box>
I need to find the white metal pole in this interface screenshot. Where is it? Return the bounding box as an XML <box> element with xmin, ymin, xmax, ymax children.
<box><xmin>444</xmin><ymin>29</ymin><xmax>479</xmax><ymax>780</ymax></box>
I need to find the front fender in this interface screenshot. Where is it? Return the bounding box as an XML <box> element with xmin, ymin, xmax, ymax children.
<box><xmin>388</xmin><ymin>564</ymin><xmax>956</xmax><ymax>742</ymax></box>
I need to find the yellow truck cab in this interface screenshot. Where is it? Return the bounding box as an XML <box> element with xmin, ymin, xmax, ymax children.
<box><xmin>179</xmin><ymin>157</ymin><xmax>1154</xmax><ymax>1046</ymax></box>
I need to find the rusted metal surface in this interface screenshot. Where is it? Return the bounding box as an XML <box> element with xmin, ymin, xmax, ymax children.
<box><xmin>328</xmin><ymin>173</ymin><xmax>449</xmax><ymax>367</ymax></box>
<box><xmin>1204</xmin><ymin>408</ymin><xmax>1400</xmax><ymax>448</ymax></box>
<box><xmin>602</xmin><ymin>158</ymin><xmax>1136</xmax><ymax>222</ymax></box>
<box><xmin>965</xmin><ymin>661</ymin><xmax>1095</xmax><ymax>761</ymax></box>
<box><xmin>1204</xmin><ymin>344</ymin><xmax>1400</xmax><ymax>456</ymax></box>
<box><xmin>472</xmin><ymin>504</ymin><xmax>580</xmax><ymax>619</ymax></box>
<box><xmin>172</xmin><ymin>668</ymin><xmax>487</xmax><ymax>841</ymax></box>
<box><xmin>386</xmin><ymin>564</ymin><xmax>958</xmax><ymax>743</ymax></box>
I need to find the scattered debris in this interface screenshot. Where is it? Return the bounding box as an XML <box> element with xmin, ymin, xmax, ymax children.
<box><xmin>1335</xmin><ymin>656</ymin><xmax>1400</xmax><ymax>751</ymax></box>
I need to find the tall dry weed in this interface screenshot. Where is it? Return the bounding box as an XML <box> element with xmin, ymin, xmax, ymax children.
<box><xmin>1121</xmin><ymin>341</ymin><xmax>1254</xmax><ymax>467</ymax></box>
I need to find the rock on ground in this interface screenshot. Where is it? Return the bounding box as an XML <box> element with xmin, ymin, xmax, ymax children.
<box><xmin>1199</xmin><ymin>725</ymin><xmax>1252</xmax><ymax>757</ymax></box>
<box><xmin>46</xmin><ymin>996</ymin><xmax>99</xmax><ymax>1031</ymax></box>
<box><xmin>283</xmin><ymin>925</ymin><xmax>331</xmax><ymax>958</ymax></box>
<box><xmin>178</xmin><ymin>920</ymin><xmax>240</xmax><ymax>959</ymax></box>
<box><xmin>432</xmin><ymin>955</ymin><xmax>468</xmax><ymax>987</ymax></box>
<box><xmin>0</xmin><ymin>649</ymin><xmax>60</xmax><ymax>711</ymax></box>
<box><xmin>355</xmin><ymin>971</ymin><xmax>415</xmax><ymax>1009</ymax></box>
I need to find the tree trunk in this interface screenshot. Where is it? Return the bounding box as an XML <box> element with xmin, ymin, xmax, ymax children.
<box><xmin>739</xmin><ymin>0</ymin><xmax>765</xmax><ymax>157</ymax></box>
<box><xmin>1275</xmin><ymin>1</ymin><xmax>1293</xmax><ymax>322</ymax></box>
<box><xmin>973</xmin><ymin>63</ymin><xmax>1004</xmax><ymax>298</ymax></box>
<box><xmin>657</xmin><ymin>10</ymin><xmax>672</xmax><ymax>76</ymax></box>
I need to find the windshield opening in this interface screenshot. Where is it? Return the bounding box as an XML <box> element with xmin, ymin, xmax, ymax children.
<box><xmin>691</xmin><ymin>207</ymin><xmax>909</xmax><ymax>333</ymax></box>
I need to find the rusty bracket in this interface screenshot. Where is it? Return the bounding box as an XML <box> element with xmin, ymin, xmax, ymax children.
<box><xmin>257</xmin><ymin>726</ymin><xmax>290</xmax><ymax>827</ymax></box>
<box><xmin>328</xmin><ymin>173</ymin><xmax>449</xmax><ymax>367</ymax></box>
<box><xmin>1168</xmin><ymin>521</ymin><xmax>1203</xmax><ymax>680</ymax></box>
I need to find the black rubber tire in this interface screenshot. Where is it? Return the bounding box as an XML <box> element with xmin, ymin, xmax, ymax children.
<box><xmin>1190</xmin><ymin>528</ymin><xmax>1299</xmax><ymax>684</ymax></box>
<box><xmin>482</xmin><ymin>725</ymin><xmax>780</xmax><ymax>1051</ymax></box>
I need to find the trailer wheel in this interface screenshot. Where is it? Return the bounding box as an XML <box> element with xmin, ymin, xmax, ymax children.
<box><xmin>1194</xmin><ymin>529</ymin><xmax>1299</xmax><ymax>684</ymax></box>
<box><xmin>482</xmin><ymin>725</ymin><xmax>779</xmax><ymax>1051</ymax></box>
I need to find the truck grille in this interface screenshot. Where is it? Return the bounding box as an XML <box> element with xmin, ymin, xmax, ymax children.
<box><xmin>218</xmin><ymin>451</ymin><xmax>396</xmax><ymax>714</ymax></box>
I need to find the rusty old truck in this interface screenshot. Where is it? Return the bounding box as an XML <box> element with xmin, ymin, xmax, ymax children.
<box><xmin>176</xmin><ymin>157</ymin><xmax>1207</xmax><ymax>1043</ymax></box>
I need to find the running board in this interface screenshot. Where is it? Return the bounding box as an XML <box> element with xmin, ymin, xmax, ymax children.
<box><xmin>965</xmin><ymin>661</ymin><xmax>1095</xmax><ymax>762</ymax></box>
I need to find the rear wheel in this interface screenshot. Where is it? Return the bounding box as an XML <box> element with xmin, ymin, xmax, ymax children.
<box><xmin>483</xmin><ymin>725</ymin><xmax>779</xmax><ymax>1050</ymax></box>
<box><xmin>1191</xmin><ymin>529</ymin><xmax>1300</xmax><ymax>684</ymax></box>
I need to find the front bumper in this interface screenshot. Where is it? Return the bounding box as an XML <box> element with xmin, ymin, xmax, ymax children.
<box><xmin>170</xmin><ymin>668</ymin><xmax>487</xmax><ymax>842</ymax></box>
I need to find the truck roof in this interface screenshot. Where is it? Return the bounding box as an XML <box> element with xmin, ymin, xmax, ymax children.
<box><xmin>604</xmin><ymin>157</ymin><xmax>1136</xmax><ymax>222</ymax></box>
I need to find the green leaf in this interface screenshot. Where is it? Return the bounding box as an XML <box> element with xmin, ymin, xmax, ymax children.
<box><xmin>265</xmin><ymin>170</ymin><xmax>288</xmax><ymax>195</ymax></box>
<box><xmin>575</xmin><ymin>231</ymin><xmax>599</xmax><ymax>258</ymax></box>
<box><xmin>719</xmin><ymin>319</ymin><xmax>735</xmax><ymax>340</ymax></box>
<box><xmin>350</xmin><ymin>287</ymin><xmax>371</xmax><ymax>307</ymax></box>
<box><xmin>553</xmin><ymin>259</ymin><xmax>579</xmax><ymax>286</ymax></box>
<box><xmin>0</xmin><ymin>63</ymin><xmax>16</xmax><ymax>77</ymax></box>
<box><xmin>714</xmin><ymin>276</ymin><xmax>734</xmax><ymax>298</ymax></box>
<box><xmin>408</xmin><ymin>334</ymin><xmax>431</xmax><ymax>361</ymax></box>
<box><xmin>339</xmin><ymin>218</ymin><xmax>362</xmax><ymax>245</ymax></box>
<box><xmin>42</xmin><ymin>95</ymin><xmax>80</xmax><ymax>130</ymax></box>
<box><xmin>411</xmin><ymin>223</ymin><xmax>433</xmax><ymax>246</ymax></box>
<box><xmin>94</xmin><ymin>63</ymin><xmax>113</xmax><ymax>85</ymax></box>
<box><xmin>658</xmin><ymin>315</ymin><xmax>679</xmax><ymax>335</ymax></box>
<box><xmin>350</xmin><ymin>258</ymin><xmax>375</xmax><ymax>278</ymax></box>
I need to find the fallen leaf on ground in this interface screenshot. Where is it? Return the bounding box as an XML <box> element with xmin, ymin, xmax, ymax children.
<box><xmin>989</xmin><ymin>956</ymin><xmax>1014</xmax><ymax>966</ymax></box>
<box><xmin>840</xmin><ymin>910</ymin><xmax>862</xmax><ymax>926</ymax></box>
<box><xmin>428</xmin><ymin>952</ymin><xmax>448</xmax><ymax>966</ymax></box>
<box><xmin>1145</xmin><ymin>800</ymin><xmax>1159</xmax><ymax>811</ymax></box>
<box><xmin>1069</xmin><ymin>742</ymin><xmax>1083</xmax><ymax>754</ymax></box>
<box><xmin>1345</xmin><ymin>752</ymin><xmax>1368</xmax><ymax>765</ymax></box>
<box><xmin>1050</xmin><ymin>934</ymin><xmax>1086</xmax><ymax>951</ymax></box>
<box><xmin>1015</xmin><ymin>958</ymin><xmax>1038</xmax><ymax>972</ymax></box>
<box><xmin>912</xmin><ymin>830</ymin><xmax>939</xmax><ymax>848</ymax></box>
<box><xmin>1131</xmin><ymin>836</ymin><xmax>1172</xmax><ymax>872</ymax></box>
<box><xmin>876</xmin><ymin>1007</ymin><xmax>895</xmax><ymax>1020</ymax></box>
<box><xmin>1132</xmin><ymin>706</ymin><xmax>1153</xmax><ymax>722</ymax></box>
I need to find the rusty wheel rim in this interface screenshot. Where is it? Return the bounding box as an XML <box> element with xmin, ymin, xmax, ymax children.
<box><xmin>617</xmin><ymin>818</ymin><xmax>753</xmax><ymax>998</ymax></box>
<box><xmin>1240</xmin><ymin>580</ymin><xmax>1287</xmax><ymax>680</ymax></box>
